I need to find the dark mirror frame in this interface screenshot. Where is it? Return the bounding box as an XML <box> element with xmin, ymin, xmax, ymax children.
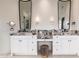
<box><xmin>18</xmin><ymin>0</ymin><xmax>32</xmax><ymax>32</ymax></box>
<box><xmin>58</xmin><ymin>0</ymin><xmax>71</xmax><ymax>31</ymax></box>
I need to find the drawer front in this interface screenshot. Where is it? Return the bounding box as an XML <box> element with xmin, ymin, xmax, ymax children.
<box><xmin>53</xmin><ymin>39</ymin><xmax>61</xmax><ymax>46</ymax></box>
<box><xmin>30</xmin><ymin>48</ymin><xmax>37</xmax><ymax>55</ymax></box>
<box><xmin>26</xmin><ymin>40</ymin><xmax>37</xmax><ymax>55</ymax></box>
<box><xmin>53</xmin><ymin>45</ymin><xmax>65</xmax><ymax>55</ymax></box>
<box><xmin>27</xmin><ymin>46</ymin><xmax>37</xmax><ymax>55</ymax></box>
<box><xmin>28</xmin><ymin>41</ymin><xmax>37</xmax><ymax>50</ymax></box>
<box><xmin>11</xmin><ymin>39</ymin><xmax>27</xmax><ymax>54</ymax></box>
<box><xmin>53</xmin><ymin>41</ymin><xmax>61</xmax><ymax>46</ymax></box>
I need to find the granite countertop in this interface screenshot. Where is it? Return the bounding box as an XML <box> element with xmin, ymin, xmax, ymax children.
<box><xmin>10</xmin><ymin>30</ymin><xmax>79</xmax><ymax>36</ymax></box>
<box><xmin>10</xmin><ymin>32</ymin><xmax>33</xmax><ymax>36</ymax></box>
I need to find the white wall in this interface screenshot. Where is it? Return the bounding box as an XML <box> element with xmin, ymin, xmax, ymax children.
<box><xmin>31</xmin><ymin>0</ymin><xmax>58</xmax><ymax>30</ymax></box>
<box><xmin>0</xmin><ymin>0</ymin><xmax>19</xmax><ymax>54</ymax></box>
<box><xmin>70</xmin><ymin>0</ymin><xmax>79</xmax><ymax>30</ymax></box>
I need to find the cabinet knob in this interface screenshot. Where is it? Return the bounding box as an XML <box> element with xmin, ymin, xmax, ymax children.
<box><xmin>56</xmin><ymin>37</ymin><xmax>58</xmax><ymax>38</ymax></box>
<box><xmin>19</xmin><ymin>40</ymin><xmax>22</xmax><ymax>42</ymax></box>
<box><xmin>32</xmin><ymin>49</ymin><xmax>34</xmax><ymax>51</ymax></box>
<box><xmin>56</xmin><ymin>42</ymin><xmax>59</xmax><ymax>43</ymax></box>
<box><xmin>32</xmin><ymin>42</ymin><xmax>34</xmax><ymax>44</ymax></box>
<box><xmin>68</xmin><ymin>40</ymin><xmax>71</xmax><ymax>42</ymax></box>
<box><xmin>56</xmin><ymin>49</ymin><xmax>58</xmax><ymax>51</ymax></box>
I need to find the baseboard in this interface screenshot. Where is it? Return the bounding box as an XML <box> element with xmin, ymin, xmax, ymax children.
<box><xmin>0</xmin><ymin>52</ymin><xmax>11</xmax><ymax>56</ymax></box>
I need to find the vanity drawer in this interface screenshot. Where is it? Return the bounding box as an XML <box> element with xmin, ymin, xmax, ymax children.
<box><xmin>27</xmin><ymin>41</ymin><xmax>37</xmax><ymax>55</ymax></box>
<box><xmin>53</xmin><ymin>45</ymin><xmax>62</xmax><ymax>55</ymax></box>
<box><xmin>53</xmin><ymin>39</ymin><xmax>61</xmax><ymax>45</ymax></box>
<box><xmin>27</xmin><ymin>48</ymin><xmax>37</xmax><ymax>55</ymax></box>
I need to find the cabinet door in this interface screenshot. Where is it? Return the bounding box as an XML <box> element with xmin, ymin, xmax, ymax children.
<box><xmin>59</xmin><ymin>36</ymin><xmax>75</xmax><ymax>55</ymax></box>
<box><xmin>11</xmin><ymin>36</ymin><xmax>37</xmax><ymax>55</ymax></box>
<box><xmin>25</xmin><ymin>36</ymin><xmax>37</xmax><ymax>55</ymax></box>
<box><xmin>53</xmin><ymin>36</ymin><xmax>79</xmax><ymax>55</ymax></box>
<box><xmin>53</xmin><ymin>36</ymin><xmax>69</xmax><ymax>55</ymax></box>
<box><xmin>11</xmin><ymin>36</ymin><xmax>21</xmax><ymax>54</ymax></box>
<box><xmin>68</xmin><ymin>36</ymin><xmax>77</xmax><ymax>55</ymax></box>
<box><xmin>61</xmin><ymin>36</ymin><xmax>78</xmax><ymax>55</ymax></box>
<box><xmin>68</xmin><ymin>36</ymin><xmax>79</xmax><ymax>56</ymax></box>
<box><xmin>11</xmin><ymin>36</ymin><xmax>27</xmax><ymax>55</ymax></box>
<box><xmin>70</xmin><ymin>36</ymin><xmax>79</xmax><ymax>55</ymax></box>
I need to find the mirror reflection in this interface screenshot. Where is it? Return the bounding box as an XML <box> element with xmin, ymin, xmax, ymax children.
<box><xmin>58</xmin><ymin>0</ymin><xmax>71</xmax><ymax>32</ymax></box>
<box><xmin>19</xmin><ymin>0</ymin><xmax>31</xmax><ymax>32</ymax></box>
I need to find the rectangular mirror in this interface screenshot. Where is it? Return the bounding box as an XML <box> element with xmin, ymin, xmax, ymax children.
<box><xmin>58</xmin><ymin>0</ymin><xmax>71</xmax><ymax>32</ymax></box>
<box><xmin>19</xmin><ymin>0</ymin><xmax>32</xmax><ymax>32</ymax></box>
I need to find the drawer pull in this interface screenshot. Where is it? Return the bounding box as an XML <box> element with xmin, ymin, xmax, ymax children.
<box><xmin>68</xmin><ymin>40</ymin><xmax>71</xmax><ymax>42</ymax></box>
<box><xmin>19</xmin><ymin>40</ymin><xmax>22</xmax><ymax>42</ymax></box>
<box><xmin>32</xmin><ymin>49</ymin><xmax>34</xmax><ymax>51</ymax></box>
<box><xmin>56</xmin><ymin>49</ymin><xmax>58</xmax><ymax>51</ymax></box>
<box><xmin>56</xmin><ymin>42</ymin><xmax>59</xmax><ymax>43</ymax></box>
<box><xmin>32</xmin><ymin>42</ymin><xmax>34</xmax><ymax>44</ymax></box>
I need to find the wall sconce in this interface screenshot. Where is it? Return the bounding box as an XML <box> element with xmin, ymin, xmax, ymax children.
<box><xmin>8</xmin><ymin>21</ymin><xmax>16</xmax><ymax>31</ymax></box>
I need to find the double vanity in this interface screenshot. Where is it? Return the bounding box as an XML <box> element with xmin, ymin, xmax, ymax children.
<box><xmin>11</xmin><ymin>0</ymin><xmax>74</xmax><ymax>57</ymax></box>
<box><xmin>10</xmin><ymin>30</ymin><xmax>79</xmax><ymax>57</ymax></box>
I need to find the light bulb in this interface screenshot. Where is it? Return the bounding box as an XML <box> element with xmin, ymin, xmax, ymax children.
<box><xmin>50</xmin><ymin>17</ymin><xmax>54</xmax><ymax>22</ymax></box>
<box><xmin>35</xmin><ymin>16</ymin><xmax>40</xmax><ymax>23</ymax></box>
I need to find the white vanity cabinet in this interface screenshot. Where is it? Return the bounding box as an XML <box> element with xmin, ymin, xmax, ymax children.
<box><xmin>53</xmin><ymin>36</ymin><xmax>78</xmax><ymax>55</ymax></box>
<box><xmin>11</xmin><ymin>36</ymin><xmax>27</xmax><ymax>55</ymax></box>
<box><xmin>10</xmin><ymin>35</ymin><xmax>37</xmax><ymax>56</ymax></box>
